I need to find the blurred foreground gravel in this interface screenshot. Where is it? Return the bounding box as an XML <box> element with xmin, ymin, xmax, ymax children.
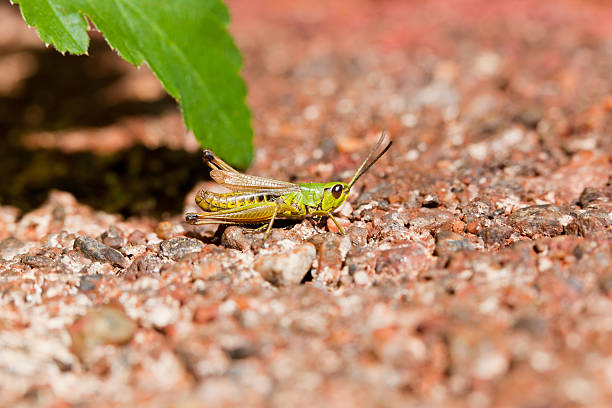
<box><xmin>2</xmin><ymin>0</ymin><xmax>612</xmax><ymax>406</ymax></box>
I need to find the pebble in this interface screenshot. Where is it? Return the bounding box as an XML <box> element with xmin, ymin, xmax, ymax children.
<box><xmin>466</xmin><ymin>221</ymin><xmax>480</xmax><ymax>235</ymax></box>
<box><xmin>353</xmin><ymin>270</ymin><xmax>371</xmax><ymax>285</ymax></box>
<box><xmin>73</xmin><ymin>236</ymin><xmax>128</xmax><ymax>268</ymax></box>
<box><xmin>21</xmin><ymin>254</ymin><xmax>52</xmax><ymax>268</ymax></box>
<box><xmin>472</xmin><ymin>350</ymin><xmax>508</xmax><ymax>381</ymax></box>
<box><xmin>254</xmin><ymin>243</ymin><xmax>316</xmax><ymax>286</ymax></box>
<box><xmin>478</xmin><ymin>225</ymin><xmax>514</xmax><ymax>246</ymax></box>
<box><xmin>128</xmin><ymin>230</ymin><xmax>147</xmax><ymax>245</ymax></box>
<box><xmin>565</xmin><ymin>211</ymin><xmax>610</xmax><ymax>236</ymax></box>
<box><xmin>508</xmin><ymin>205</ymin><xmax>574</xmax><ymax>238</ymax></box>
<box><xmin>326</xmin><ymin>216</ymin><xmax>351</xmax><ymax>234</ymax></box>
<box><xmin>193</xmin><ymin>304</ymin><xmax>219</xmax><ymax>323</ymax></box>
<box><xmin>192</xmin><ymin>259</ymin><xmax>222</xmax><ymax>280</ymax></box>
<box><xmin>375</xmin><ymin>243</ymin><xmax>430</xmax><ymax>276</ymax></box>
<box><xmin>309</xmin><ymin>233</ymin><xmax>344</xmax><ymax>284</ymax></box>
<box><xmin>408</xmin><ymin>209</ymin><xmax>455</xmax><ymax>233</ymax></box>
<box><xmin>69</xmin><ymin>305</ymin><xmax>137</xmax><ymax>360</ymax></box>
<box><xmin>347</xmin><ymin>226</ymin><xmax>368</xmax><ymax>247</ymax></box>
<box><xmin>514</xmin><ymin>108</ymin><xmax>542</xmax><ymax>128</ymax></box>
<box><xmin>223</xmin><ymin>343</ymin><xmax>258</xmax><ymax>360</ymax></box>
<box><xmin>598</xmin><ymin>272</ymin><xmax>612</xmax><ymax>295</ymax></box>
<box><xmin>155</xmin><ymin>221</ymin><xmax>174</xmax><ymax>240</ymax></box>
<box><xmin>357</xmin><ymin>182</ymin><xmax>394</xmax><ymax>207</ymax></box>
<box><xmin>0</xmin><ymin>237</ymin><xmax>26</xmax><ymax>261</ymax></box>
<box><xmin>513</xmin><ymin>315</ymin><xmax>548</xmax><ymax>336</ymax></box>
<box><xmin>434</xmin><ymin>231</ymin><xmax>475</xmax><ymax>256</ymax></box>
<box><xmin>578</xmin><ymin>187</ymin><xmax>610</xmax><ymax>207</ymax></box>
<box><xmin>221</xmin><ymin>226</ymin><xmax>252</xmax><ymax>251</ymax></box>
<box><xmin>159</xmin><ymin>237</ymin><xmax>204</xmax><ymax>261</ymax></box>
<box><xmin>78</xmin><ymin>275</ymin><xmax>98</xmax><ymax>292</ymax></box>
<box><xmin>126</xmin><ymin>253</ymin><xmax>166</xmax><ymax>276</ymax></box>
<box><xmin>422</xmin><ymin>193</ymin><xmax>441</xmax><ymax>208</ymax></box>
<box><xmin>101</xmin><ymin>225</ymin><xmax>125</xmax><ymax>249</ymax></box>
<box><xmin>149</xmin><ymin>304</ymin><xmax>176</xmax><ymax>329</ymax></box>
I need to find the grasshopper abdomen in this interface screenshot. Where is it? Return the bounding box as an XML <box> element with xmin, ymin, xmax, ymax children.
<box><xmin>196</xmin><ymin>190</ymin><xmax>277</xmax><ymax>211</ymax></box>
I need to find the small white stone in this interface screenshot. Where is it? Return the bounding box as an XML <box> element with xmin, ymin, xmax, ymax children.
<box><xmin>218</xmin><ymin>299</ymin><xmax>238</xmax><ymax>315</ymax></box>
<box><xmin>405</xmin><ymin>149</ymin><xmax>419</xmax><ymax>161</ymax></box>
<box><xmin>474</xmin><ymin>52</ymin><xmax>501</xmax><ymax>76</ymax></box>
<box><xmin>400</xmin><ymin>113</ymin><xmax>419</xmax><ymax>128</ymax></box>
<box><xmin>304</xmin><ymin>105</ymin><xmax>320</xmax><ymax>121</ymax></box>
<box><xmin>472</xmin><ymin>350</ymin><xmax>508</xmax><ymax>380</ymax></box>
<box><xmin>337</xmin><ymin>201</ymin><xmax>353</xmax><ymax>218</ymax></box>
<box><xmin>353</xmin><ymin>271</ymin><xmax>370</xmax><ymax>285</ymax></box>
<box><xmin>538</xmin><ymin>257</ymin><xmax>553</xmax><ymax>272</ymax></box>
<box><xmin>479</xmin><ymin>297</ymin><xmax>499</xmax><ymax>314</ymax></box>
<box><xmin>406</xmin><ymin>336</ymin><xmax>427</xmax><ymax>362</ymax></box>
<box><xmin>149</xmin><ymin>304</ymin><xmax>175</xmax><ymax>328</ymax></box>
<box><xmin>563</xmin><ymin>376</ymin><xmax>595</xmax><ymax>404</ymax></box>
<box><xmin>530</xmin><ymin>350</ymin><xmax>554</xmax><ymax>372</ymax></box>
<box><xmin>468</xmin><ymin>142</ymin><xmax>488</xmax><ymax>161</ymax></box>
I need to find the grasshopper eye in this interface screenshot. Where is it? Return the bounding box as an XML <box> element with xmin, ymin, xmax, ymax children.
<box><xmin>331</xmin><ymin>184</ymin><xmax>343</xmax><ymax>199</ymax></box>
<box><xmin>202</xmin><ymin>150</ymin><xmax>214</xmax><ymax>163</ymax></box>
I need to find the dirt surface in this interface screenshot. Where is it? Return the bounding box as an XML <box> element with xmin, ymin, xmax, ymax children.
<box><xmin>2</xmin><ymin>0</ymin><xmax>612</xmax><ymax>406</ymax></box>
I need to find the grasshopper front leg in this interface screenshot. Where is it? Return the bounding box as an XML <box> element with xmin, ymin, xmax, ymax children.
<box><xmin>263</xmin><ymin>202</ymin><xmax>280</xmax><ymax>241</ymax></box>
<box><xmin>327</xmin><ymin>213</ymin><xmax>346</xmax><ymax>235</ymax></box>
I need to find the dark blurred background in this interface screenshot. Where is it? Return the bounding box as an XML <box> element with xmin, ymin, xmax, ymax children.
<box><xmin>0</xmin><ymin>2</ymin><xmax>206</xmax><ymax>217</ymax></box>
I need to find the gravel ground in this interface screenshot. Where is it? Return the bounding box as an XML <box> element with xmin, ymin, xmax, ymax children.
<box><xmin>2</xmin><ymin>0</ymin><xmax>612</xmax><ymax>407</ymax></box>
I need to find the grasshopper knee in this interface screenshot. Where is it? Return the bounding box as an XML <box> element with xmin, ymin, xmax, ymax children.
<box><xmin>185</xmin><ymin>213</ymin><xmax>201</xmax><ymax>224</ymax></box>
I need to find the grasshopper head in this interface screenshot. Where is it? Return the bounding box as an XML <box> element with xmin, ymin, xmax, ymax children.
<box><xmin>321</xmin><ymin>181</ymin><xmax>351</xmax><ymax>212</ymax></box>
<box><xmin>320</xmin><ymin>131</ymin><xmax>392</xmax><ymax>214</ymax></box>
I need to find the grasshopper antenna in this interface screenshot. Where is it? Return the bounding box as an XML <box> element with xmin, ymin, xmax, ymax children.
<box><xmin>348</xmin><ymin>130</ymin><xmax>392</xmax><ymax>188</ymax></box>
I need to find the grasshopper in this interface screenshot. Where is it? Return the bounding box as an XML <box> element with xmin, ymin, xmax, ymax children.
<box><xmin>185</xmin><ymin>131</ymin><xmax>392</xmax><ymax>240</ymax></box>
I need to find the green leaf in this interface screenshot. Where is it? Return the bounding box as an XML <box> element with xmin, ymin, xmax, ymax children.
<box><xmin>13</xmin><ymin>0</ymin><xmax>253</xmax><ymax>168</ymax></box>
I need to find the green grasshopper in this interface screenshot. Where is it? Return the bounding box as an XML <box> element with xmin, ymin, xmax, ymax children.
<box><xmin>185</xmin><ymin>131</ymin><xmax>392</xmax><ymax>240</ymax></box>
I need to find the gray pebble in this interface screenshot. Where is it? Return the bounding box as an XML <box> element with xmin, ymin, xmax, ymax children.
<box><xmin>478</xmin><ymin>225</ymin><xmax>514</xmax><ymax>247</ymax></box>
<box><xmin>78</xmin><ymin>275</ymin><xmax>98</xmax><ymax>292</ymax></box>
<box><xmin>126</xmin><ymin>253</ymin><xmax>167</xmax><ymax>276</ymax></box>
<box><xmin>159</xmin><ymin>237</ymin><xmax>204</xmax><ymax>261</ymax></box>
<box><xmin>74</xmin><ymin>236</ymin><xmax>128</xmax><ymax>268</ymax></box>
<box><xmin>21</xmin><ymin>255</ymin><xmax>52</xmax><ymax>268</ymax></box>
<box><xmin>435</xmin><ymin>231</ymin><xmax>475</xmax><ymax>256</ymax></box>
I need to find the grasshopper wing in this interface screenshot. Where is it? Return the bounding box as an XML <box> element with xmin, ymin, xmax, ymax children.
<box><xmin>209</xmin><ymin>170</ymin><xmax>301</xmax><ymax>192</ymax></box>
<box><xmin>203</xmin><ymin>150</ymin><xmax>300</xmax><ymax>193</ymax></box>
